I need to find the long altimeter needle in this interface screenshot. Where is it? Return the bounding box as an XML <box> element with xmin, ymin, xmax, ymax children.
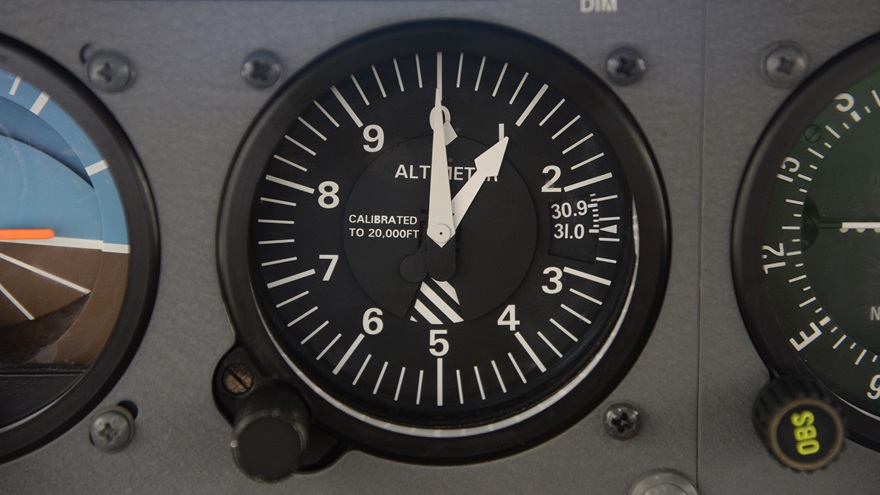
<box><xmin>427</xmin><ymin>88</ymin><xmax>455</xmax><ymax>248</ymax></box>
<box><xmin>0</xmin><ymin>229</ymin><xmax>56</xmax><ymax>241</ymax></box>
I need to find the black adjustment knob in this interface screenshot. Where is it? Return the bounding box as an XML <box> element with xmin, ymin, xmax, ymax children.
<box><xmin>752</xmin><ymin>375</ymin><xmax>845</xmax><ymax>471</ymax></box>
<box><xmin>231</xmin><ymin>386</ymin><xmax>310</xmax><ymax>482</ymax></box>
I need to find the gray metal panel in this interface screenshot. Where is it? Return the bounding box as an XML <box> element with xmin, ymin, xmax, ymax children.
<box><xmin>0</xmin><ymin>1</ymin><xmax>875</xmax><ymax>493</ymax></box>
<box><xmin>700</xmin><ymin>1</ymin><xmax>880</xmax><ymax>493</ymax></box>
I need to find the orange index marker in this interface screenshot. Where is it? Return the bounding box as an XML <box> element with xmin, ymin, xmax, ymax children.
<box><xmin>0</xmin><ymin>229</ymin><xmax>56</xmax><ymax>240</ymax></box>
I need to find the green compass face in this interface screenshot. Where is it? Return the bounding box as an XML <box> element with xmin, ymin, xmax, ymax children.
<box><xmin>735</xmin><ymin>35</ymin><xmax>880</xmax><ymax>450</ymax></box>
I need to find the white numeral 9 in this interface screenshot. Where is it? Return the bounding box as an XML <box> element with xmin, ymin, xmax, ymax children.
<box><xmin>868</xmin><ymin>375</ymin><xmax>880</xmax><ymax>400</ymax></box>
<box><xmin>363</xmin><ymin>124</ymin><xmax>384</xmax><ymax>152</ymax></box>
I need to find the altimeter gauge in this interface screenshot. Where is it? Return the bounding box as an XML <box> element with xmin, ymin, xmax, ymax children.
<box><xmin>218</xmin><ymin>20</ymin><xmax>668</xmax><ymax>462</ymax></box>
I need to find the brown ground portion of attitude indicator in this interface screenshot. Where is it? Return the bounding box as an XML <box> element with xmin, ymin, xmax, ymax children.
<box><xmin>0</xmin><ymin>243</ymin><xmax>128</xmax><ymax>366</ymax></box>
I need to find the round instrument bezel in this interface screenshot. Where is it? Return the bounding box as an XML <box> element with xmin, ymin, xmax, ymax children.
<box><xmin>733</xmin><ymin>32</ymin><xmax>880</xmax><ymax>450</ymax></box>
<box><xmin>218</xmin><ymin>19</ymin><xmax>670</xmax><ymax>463</ymax></box>
<box><xmin>0</xmin><ymin>35</ymin><xmax>159</xmax><ymax>463</ymax></box>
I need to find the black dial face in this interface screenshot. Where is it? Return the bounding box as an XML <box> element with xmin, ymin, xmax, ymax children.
<box><xmin>734</xmin><ymin>34</ymin><xmax>880</xmax><ymax>449</ymax></box>
<box><xmin>220</xmin><ymin>21</ymin><xmax>668</xmax><ymax>461</ymax></box>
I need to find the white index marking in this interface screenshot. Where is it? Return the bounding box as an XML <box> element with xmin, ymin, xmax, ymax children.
<box><xmin>509</xmin><ymin>73</ymin><xmax>528</xmax><ymax>104</ymax></box>
<box><xmin>437</xmin><ymin>358</ymin><xmax>444</xmax><ymax>406</ymax></box>
<box><xmin>393</xmin><ymin>58</ymin><xmax>405</xmax><ymax>92</ymax></box>
<box><xmin>492</xmin><ymin>360</ymin><xmax>507</xmax><ymax>393</ymax></box>
<box><xmin>492</xmin><ymin>63</ymin><xmax>508</xmax><ymax>97</ymax></box>
<box><xmin>799</xmin><ymin>296</ymin><xmax>817</xmax><ymax>308</ymax></box>
<box><xmin>267</xmin><ymin>269</ymin><xmax>316</xmax><ymax>289</ymax></box>
<box><xmin>416</xmin><ymin>370</ymin><xmax>424</xmax><ymax>405</ymax></box>
<box><xmin>285</xmin><ymin>135</ymin><xmax>316</xmax><ymax>156</ymax></box>
<box><xmin>570</xmin><ymin>287</ymin><xmax>602</xmax><ymax>305</ymax></box>
<box><xmin>562</xmin><ymin>172</ymin><xmax>613</xmax><ymax>193</ymax></box>
<box><xmin>550</xmin><ymin>318</ymin><xmax>578</xmax><ymax>341</ymax></box>
<box><xmin>274</xmin><ymin>155</ymin><xmax>307</xmax><ymax>172</ymax></box>
<box><xmin>298</xmin><ymin>117</ymin><xmax>327</xmax><ymax>141</ymax></box>
<box><xmin>563</xmin><ymin>266</ymin><xmax>611</xmax><ymax>286</ymax></box>
<box><xmin>562</xmin><ymin>133</ymin><xmax>594</xmax><ymax>155</ymax></box>
<box><xmin>374</xmin><ymin>361</ymin><xmax>388</xmax><ymax>395</ymax></box>
<box><xmin>260</xmin><ymin>197</ymin><xmax>297</xmax><ymax>207</ymax></box>
<box><xmin>415</xmin><ymin>54</ymin><xmax>423</xmax><ymax>88</ymax></box>
<box><xmin>353</xmin><ymin>354</ymin><xmax>371</xmax><ymax>385</ymax></box>
<box><xmin>540</xmin><ymin>99</ymin><xmax>565</xmax><ymax>126</ymax></box>
<box><xmin>30</xmin><ymin>92</ymin><xmax>49</xmax><ymax>115</ymax></box>
<box><xmin>258</xmin><ymin>239</ymin><xmax>295</xmax><ymax>246</ymax></box>
<box><xmin>351</xmin><ymin>75</ymin><xmax>369</xmax><ymax>106</ymax></box>
<box><xmin>275</xmin><ymin>290</ymin><xmax>308</xmax><ymax>308</ymax></box>
<box><xmin>300</xmin><ymin>321</ymin><xmax>330</xmax><ymax>344</ymax></box>
<box><xmin>300</xmin><ymin>321</ymin><xmax>328</xmax><ymax>344</ymax></box>
<box><xmin>456</xmin><ymin>53</ymin><xmax>463</xmax><ymax>88</ymax></box>
<box><xmin>287</xmin><ymin>306</ymin><xmax>318</xmax><ymax>327</ymax></box>
<box><xmin>595</xmin><ymin>194</ymin><xmax>619</xmax><ymax>202</ymax></box>
<box><xmin>516</xmin><ymin>84</ymin><xmax>547</xmax><ymax>127</ymax></box>
<box><xmin>371</xmin><ymin>65</ymin><xmax>387</xmax><ymax>98</ymax></box>
<box><xmin>313</xmin><ymin>101</ymin><xmax>339</xmax><ymax>127</ymax></box>
<box><xmin>394</xmin><ymin>367</ymin><xmax>406</xmax><ymax>401</ymax></box>
<box><xmin>825</xmin><ymin>125</ymin><xmax>840</xmax><ymax>138</ymax></box>
<box><xmin>266</xmin><ymin>175</ymin><xmax>315</xmax><ymax>194</ymax></box>
<box><xmin>333</xmin><ymin>334</ymin><xmax>365</xmax><ymax>375</ymax></box>
<box><xmin>572</xmin><ymin>152</ymin><xmax>604</xmax><ymax>170</ymax></box>
<box><xmin>475</xmin><ymin>56</ymin><xmax>486</xmax><ymax>91</ymax></box>
<box><xmin>808</xmin><ymin>148</ymin><xmax>825</xmax><ymax>159</ymax></box>
<box><xmin>851</xmin><ymin>110</ymin><xmax>862</xmax><ymax>122</ymax></box>
<box><xmin>856</xmin><ymin>349</ymin><xmax>867</xmax><ymax>365</ymax></box>
<box><xmin>263</xmin><ymin>256</ymin><xmax>298</xmax><ymax>267</ymax></box>
<box><xmin>508</xmin><ymin>353</ymin><xmax>527</xmax><ymax>383</ymax></box>
<box><xmin>552</xmin><ymin>115</ymin><xmax>580</xmax><ymax>140</ymax></box>
<box><xmin>474</xmin><ymin>366</ymin><xmax>486</xmax><ymax>400</ymax></box>
<box><xmin>537</xmin><ymin>332</ymin><xmax>562</xmax><ymax>358</ymax></box>
<box><xmin>515</xmin><ymin>333</ymin><xmax>546</xmax><ymax>372</ymax></box>
<box><xmin>331</xmin><ymin>86</ymin><xmax>363</xmax><ymax>128</ymax></box>
<box><xmin>456</xmin><ymin>369</ymin><xmax>464</xmax><ymax>404</ymax></box>
<box><xmin>316</xmin><ymin>334</ymin><xmax>341</xmax><ymax>360</ymax></box>
<box><xmin>9</xmin><ymin>76</ymin><xmax>21</xmax><ymax>95</ymax></box>
<box><xmin>85</xmin><ymin>160</ymin><xmax>109</xmax><ymax>176</ymax></box>
<box><xmin>561</xmin><ymin>304</ymin><xmax>591</xmax><ymax>324</ymax></box>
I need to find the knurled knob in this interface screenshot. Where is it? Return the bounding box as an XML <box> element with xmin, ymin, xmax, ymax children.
<box><xmin>752</xmin><ymin>375</ymin><xmax>845</xmax><ymax>471</ymax></box>
<box><xmin>231</xmin><ymin>386</ymin><xmax>310</xmax><ymax>482</ymax></box>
